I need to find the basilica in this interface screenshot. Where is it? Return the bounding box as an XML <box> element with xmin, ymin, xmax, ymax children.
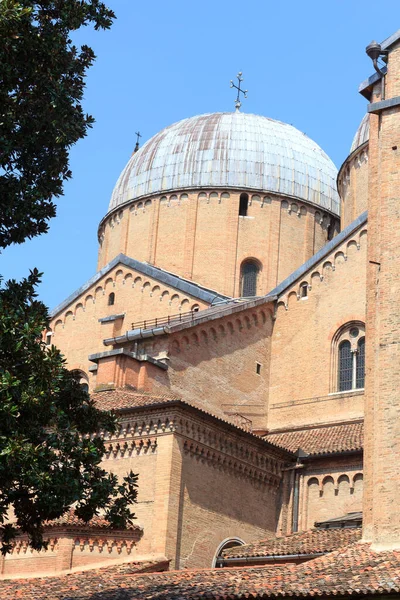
<box><xmin>3</xmin><ymin>29</ymin><xmax>400</xmax><ymax>600</ymax></box>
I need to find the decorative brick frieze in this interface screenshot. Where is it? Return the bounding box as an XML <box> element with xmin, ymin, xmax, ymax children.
<box><xmin>276</xmin><ymin>228</ymin><xmax>367</xmax><ymax>311</ymax></box>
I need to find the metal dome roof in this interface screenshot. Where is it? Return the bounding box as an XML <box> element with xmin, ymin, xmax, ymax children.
<box><xmin>109</xmin><ymin>112</ymin><xmax>340</xmax><ymax>215</ymax></box>
<box><xmin>350</xmin><ymin>114</ymin><xmax>369</xmax><ymax>154</ymax></box>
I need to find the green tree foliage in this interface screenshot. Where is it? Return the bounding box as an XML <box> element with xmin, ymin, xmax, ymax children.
<box><xmin>0</xmin><ymin>1</ymin><xmax>139</xmax><ymax>553</ymax></box>
<box><xmin>0</xmin><ymin>270</ymin><xmax>138</xmax><ymax>553</ymax></box>
<box><xmin>0</xmin><ymin>0</ymin><xmax>115</xmax><ymax>249</ymax></box>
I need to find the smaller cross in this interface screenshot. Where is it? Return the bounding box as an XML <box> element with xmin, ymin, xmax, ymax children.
<box><xmin>134</xmin><ymin>131</ymin><xmax>142</xmax><ymax>152</ymax></box>
<box><xmin>230</xmin><ymin>72</ymin><xmax>248</xmax><ymax>112</ymax></box>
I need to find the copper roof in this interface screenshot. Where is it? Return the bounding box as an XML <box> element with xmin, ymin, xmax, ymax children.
<box><xmin>264</xmin><ymin>421</ymin><xmax>363</xmax><ymax>456</ymax></box>
<box><xmin>221</xmin><ymin>527</ymin><xmax>361</xmax><ymax>560</ymax></box>
<box><xmin>108</xmin><ymin>112</ymin><xmax>340</xmax><ymax>216</ymax></box>
<box><xmin>4</xmin><ymin>543</ymin><xmax>400</xmax><ymax>599</ymax></box>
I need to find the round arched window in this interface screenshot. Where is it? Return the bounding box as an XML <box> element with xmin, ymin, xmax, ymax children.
<box><xmin>332</xmin><ymin>323</ymin><xmax>365</xmax><ymax>392</ymax></box>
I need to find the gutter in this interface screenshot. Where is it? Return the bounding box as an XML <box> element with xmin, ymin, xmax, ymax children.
<box><xmin>103</xmin><ymin>295</ymin><xmax>277</xmax><ymax>346</ymax></box>
<box><xmin>217</xmin><ymin>552</ymin><xmax>325</xmax><ymax>566</ymax></box>
<box><xmin>103</xmin><ymin>326</ymin><xmax>169</xmax><ymax>346</ymax></box>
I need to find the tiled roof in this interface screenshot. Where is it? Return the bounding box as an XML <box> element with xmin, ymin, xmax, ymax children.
<box><xmin>42</xmin><ymin>509</ymin><xmax>141</xmax><ymax>532</ymax></box>
<box><xmin>264</xmin><ymin>421</ymin><xmax>363</xmax><ymax>455</ymax></box>
<box><xmin>94</xmin><ymin>388</ymin><xmax>292</xmax><ymax>457</ymax></box>
<box><xmin>94</xmin><ymin>388</ymin><xmax>181</xmax><ymax>412</ymax></box>
<box><xmin>315</xmin><ymin>512</ymin><xmax>362</xmax><ymax>529</ymax></box>
<box><xmin>94</xmin><ymin>388</ymin><xmax>232</xmax><ymax>424</ymax></box>
<box><xmin>3</xmin><ymin>543</ymin><xmax>400</xmax><ymax>599</ymax></box>
<box><xmin>221</xmin><ymin>526</ymin><xmax>361</xmax><ymax>559</ymax></box>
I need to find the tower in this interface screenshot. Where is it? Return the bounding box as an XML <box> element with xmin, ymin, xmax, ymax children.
<box><xmin>363</xmin><ymin>32</ymin><xmax>400</xmax><ymax>547</ymax></box>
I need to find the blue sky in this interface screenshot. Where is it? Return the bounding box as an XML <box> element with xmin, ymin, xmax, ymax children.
<box><xmin>2</xmin><ymin>1</ymin><xmax>399</xmax><ymax>309</ymax></box>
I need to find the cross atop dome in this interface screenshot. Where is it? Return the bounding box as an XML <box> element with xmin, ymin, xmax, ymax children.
<box><xmin>230</xmin><ymin>72</ymin><xmax>248</xmax><ymax>112</ymax></box>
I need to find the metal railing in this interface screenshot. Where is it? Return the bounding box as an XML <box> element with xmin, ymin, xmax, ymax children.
<box><xmin>131</xmin><ymin>309</ymin><xmax>200</xmax><ymax>331</ymax></box>
<box><xmin>130</xmin><ymin>297</ymin><xmax>259</xmax><ymax>332</ymax></box>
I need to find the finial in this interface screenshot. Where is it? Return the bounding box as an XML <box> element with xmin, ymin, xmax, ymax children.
<box><xmin>230</xmin><ymin>72</ymin><xmax>248</xmax><ymax>112</ymax></box>
<box><xmin>134</xmin><ymin>131</ymin><xmax>142</xmax><ymax>153</ymax></box>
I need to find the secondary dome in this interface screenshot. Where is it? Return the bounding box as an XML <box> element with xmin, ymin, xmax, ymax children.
<box><xmin>350</xmin><ymin>114</ymin><xmax>370</xmax><ymax>154</ymax></box>
<box><xmin>109</xmin><ymin>112</ymin><xmax>340</xmax><ymax>215</ymax></box>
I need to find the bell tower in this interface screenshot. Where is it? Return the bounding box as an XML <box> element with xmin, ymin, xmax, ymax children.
<box><xmin>363</xmin><ymin>31</ymin><xmax>400</xmax><ymax>548</ymax></box>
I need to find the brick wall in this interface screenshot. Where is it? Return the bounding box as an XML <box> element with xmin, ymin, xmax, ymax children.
<box><xmin>338</xmin><ymin>147</ymin><xmax>369</xmax><ymax>229</ymax></box>
<box><xmin>363</xmin><ymin>39</ymin><xmax>400</xmax><ymax>546</ymax></box>
<box><xmin>298</xmin><ymin>456</ymin><xmax>363</xmax><ymax>531</ymax></box>
<box><xmin>96</xmin><ymin>405</ymin><xmax>288</xmax><ymax>569</ymax></box>
<box><xmin>268</xmin><ymin>223</ymin><xmax>367</xmax><ymax>430</ymax></box>
<box><xmin>97</xmin><ymin>191</ymin><xmax>336</xmax><ymax>298</ymax></box>
<box><xmin>147</xmin><ymin>305</ymin><xmax>274</xmax><ymax>430</ymax></box>
<box><xmin>49</xmin><ymin>263</ymin><xmax>209</xmax><ymax>389</ymax></box>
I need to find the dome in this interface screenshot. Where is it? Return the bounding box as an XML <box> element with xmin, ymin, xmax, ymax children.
<box><xmin>350</xmin><ymin>114</ymin><xmax>369</xmax><ymax>154</ymax></box>
<box><xmin>109</xmin><ymin>112</ymin><xmax>340</xmax><ymax>216</ymax></box>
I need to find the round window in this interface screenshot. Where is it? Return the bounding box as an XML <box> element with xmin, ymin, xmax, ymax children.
<box><xmin>350</xmin><ymin>327</ymin><xmax>359</xmax><ymax>338</ymax></box>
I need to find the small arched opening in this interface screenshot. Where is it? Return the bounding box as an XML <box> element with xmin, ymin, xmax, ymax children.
<box><xmin>212</xmin><ymin>537</ymin><xmax>245</xmax><ymax>568</ymax></box>
<box><xmin>240</xmin><ymin>259</ymin><xmax>261</xmax><ymax>297</ymax></box>
<box><xmin>108</xmin><ymin>292</ymin><xmax>115</xmax><ymax>306</ymax></box>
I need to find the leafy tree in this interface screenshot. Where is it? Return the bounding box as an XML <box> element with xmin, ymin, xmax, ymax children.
<box><xmin>0</xmin><ymin>269</ymin><xmax>138</xmax><ymax>553</ymax></box>
<box><xmin>0</xmin><ymin>0</ymin><xmax>115</xmax><ymax>249</ymax></box>
<box><xmin>0</xmin><ymin>1</ymin><xmax>139</xmax><ymax>553</ymax></box>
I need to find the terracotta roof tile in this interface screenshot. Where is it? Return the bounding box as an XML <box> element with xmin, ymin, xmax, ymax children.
<box><xmin>94</xmin><ymin>388</ymin><xmax>181</xmax><ymax>412</ymax></box>
<box><xmin>94</xmin><ymin>387</ymin><xmax>235</xmax><ymax>425</ymax></box>
<box><xmin>93</xmin><ymin>388</ymin><xmax>291</xmax><ymax>456</ymax></box>
<box><xmin>2</xmin><ymin>543</ymin><xmax>400</xmax><ymax>599</ymax></box>
<box><xmin>221</xmin><ymin>526</ymin><xmax>361</xmax><ymax>559</ymax></box>
<box><xmin>264</xmin><ymin>421</ymin><xmax>363</xmax><ymax>455</ymax></box>
<box><xmin>42</xmin><ymin>509</ymin><xmax>141</xmax><ymax>532</ymax></box>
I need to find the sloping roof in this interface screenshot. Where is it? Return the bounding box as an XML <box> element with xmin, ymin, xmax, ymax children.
<box><xmin>4</xmin><ymin>543</ymin><xmax>400</xmax><ymax>599</ymax></box>
<box><xmin>94</xmin><ymin>388</ymin><xmax>182</xmax><ymax>412</ymax></box>
<box><xmin>264</xmin><ymin>421</ymin><xmax>363</xmax><ymax>456</ymax></box>
<box><xmin>221</xmin><ymin>527</ymin><xmax>361</xmax><ymax>560</ymax></box>
<box><xmin>315</xmin><ymin>512</ymin><xmax>362</xmax><ymax>529</ymax></box>
<box><xmin>0</xmin><ymin>559</ymin><xmax>169</xmax><ymax>599</ymax></box>
<box><xmin>108</xmin><ymin>112</ymin><xmax>340</xmax><ymax>216</ymax></box>
<box><xmin>93</xmin><ymin>388</ymin><xmax>292</xmax><ymax>458</ymax></box>
<box><xmin>50</xmin><ymin>254</ymin><xmax>229</xmax><ymax>319</ymax></box>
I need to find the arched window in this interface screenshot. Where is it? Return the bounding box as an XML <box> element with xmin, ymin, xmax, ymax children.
<box><xmin>333</xmin><ymin>324</ymin><xmax>365</xmax><ymax>392</ymax></box>
<box><xmin>239</xmin><ymin>193</ymin><xmax>249</xmax><ymax>216</ymax></box>
<box><xmin>241</xmin><ymin>260</ymin><xmax>260</xmax><ymax>297</ymax></box>
<box><xmin>212</xmin><ymin>537</ymin><xmax>245</xmax><ymax>568</ymax></box>
<box><xmin>108</xmin><ymin>292</ymin><xmax>115</xmax><ymax>306</ymax></box>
